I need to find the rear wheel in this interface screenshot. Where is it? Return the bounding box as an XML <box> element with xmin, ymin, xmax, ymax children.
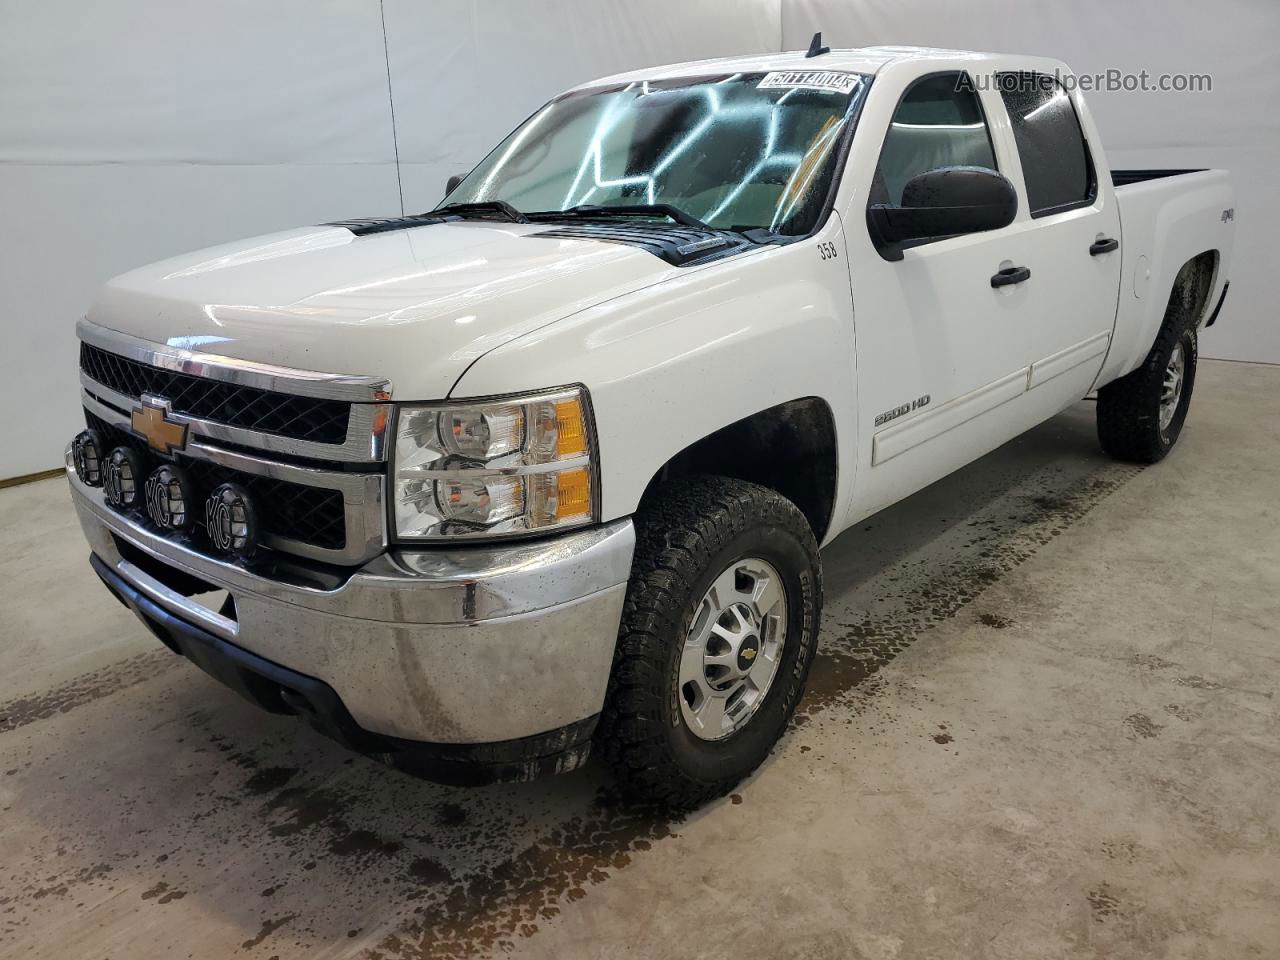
<box><xmin>597</xmin><ymin>476</ymin><xmax>821</xmax><ymax>808</ymax></box>
<box><xmin>1098</xmin><ymin>305</ymin><xmax>1198</xmax><ymax>464</ymax></box>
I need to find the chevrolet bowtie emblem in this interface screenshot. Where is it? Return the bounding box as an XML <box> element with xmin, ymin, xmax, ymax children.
<box><xmin>741</xmin><ymin>647</ymin><xmax>757</xmax><ymax>661</ymax></box>
<box><xmin>131</xmin><ymin>397</ymin><xmax>188</xmax><ymax>454</ymax></box>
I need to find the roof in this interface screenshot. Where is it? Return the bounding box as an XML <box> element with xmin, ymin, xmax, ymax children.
<box><xmin>573</xmin><ymin>46</ymin><xmax>996</xmax><ymax>91</ymax></box>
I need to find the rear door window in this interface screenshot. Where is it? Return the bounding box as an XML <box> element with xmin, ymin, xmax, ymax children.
<box><xmin>997</xmin><ymin>73</ymin><xmax>1095</xmax><ymax>216</ymax></box>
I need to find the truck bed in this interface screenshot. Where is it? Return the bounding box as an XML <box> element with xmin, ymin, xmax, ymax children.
<box><xmin>1097</xmin><ymin>167</ymin><xmax>1234</xmax><ymax>390</ymax></box>
<box><xmin>1111</xmin><ymin>169</ymin><xmax>1207</xmax><ymax>187</ymax></box>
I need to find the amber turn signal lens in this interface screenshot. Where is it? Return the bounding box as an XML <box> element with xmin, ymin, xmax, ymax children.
<box><xmin>554</xmin><ymin>467</ymin><xmax>592</xmax><ymax>520</ymax></box>
<box><xmin>554</xmin><ymin>398</ymin><xmax>587</xmax><ymax>458</ymax></box>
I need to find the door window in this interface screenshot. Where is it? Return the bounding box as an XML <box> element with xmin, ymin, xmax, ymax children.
<box><xmin>997</xmin><ymin>73</ymin><xmax>1095</xmax><ymax>216</ymax></box>
<box><xmin>869</xmin><ymin>72</ymin><xmax>998</xmax><ymax>207</ymax></box>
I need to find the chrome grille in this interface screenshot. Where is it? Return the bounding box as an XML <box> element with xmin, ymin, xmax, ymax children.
<box><xmin>86</xmin><ymin>411</ymin><xmax>347</xmax><ymax>551</ymax></box>
<box><xmin>81</xmin><ymin>342</ymin><xmax>350</xmax><ymax>444</ymax></box>
<box><xmin>76</xmin><ymin>320</ymin><xmax>390</xmax><ymax>567</ymax></box>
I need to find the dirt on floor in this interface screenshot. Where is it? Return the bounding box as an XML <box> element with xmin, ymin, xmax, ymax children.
<box><xmin>1</xmin><ymin>360</ymin><xmax>1277</xmax><ymax>959</ymax></box>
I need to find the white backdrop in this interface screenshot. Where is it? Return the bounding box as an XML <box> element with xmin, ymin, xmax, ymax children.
<box><xmin>784</xmin><ymin>0</ymin><xmax>1279</xmax><ymax>367</ymax></box>
<box><xmin>1</xmin><ymin>0</ymin><xmax>1272</xmax><ymax>480</ymax></box>
<box><xmin>0</xmin><ymin>0</ymin><xmax>781</xmax><ymax>480</ymax></box>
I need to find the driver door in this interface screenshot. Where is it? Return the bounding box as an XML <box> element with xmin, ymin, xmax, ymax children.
<box><xmin>851</xmin><ymin>71</ymin><xmax>1036</xmax><ymax>517</ymax></box>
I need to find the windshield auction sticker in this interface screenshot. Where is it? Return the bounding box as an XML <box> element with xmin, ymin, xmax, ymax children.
<box><xmin>758</xmin><ymin>71</ymin><xmax>860</xmax><ymax>94</ymax></box>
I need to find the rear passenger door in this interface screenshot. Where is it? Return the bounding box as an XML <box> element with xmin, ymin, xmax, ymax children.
<box><xmin>995</xmin><ymin>72</ymin><xmax>1122</xmax><ymax>400</ymax></box>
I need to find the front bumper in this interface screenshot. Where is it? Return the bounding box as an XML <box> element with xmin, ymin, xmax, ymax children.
<box><xmin>67</xmin><ymin>451</ymin><xmax>634</xmax><ymax>772</ymax></box>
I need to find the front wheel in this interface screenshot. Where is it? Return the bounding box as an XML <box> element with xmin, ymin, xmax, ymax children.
<box><xmin>597</xmin><ymin>476</ymin><xmax>822</xmax><ymax>808</ymax></box>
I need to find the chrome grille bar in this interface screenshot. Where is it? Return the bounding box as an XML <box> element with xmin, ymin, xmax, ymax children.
<box><xmin>77</xmin><ymin>319</ymin><xmax>392</xmax><ymax>402</ymax></box>
<box><xmin>80</xmin><ymin>371</ymin><xmax>390</xmax><ymax>465</ymax></box>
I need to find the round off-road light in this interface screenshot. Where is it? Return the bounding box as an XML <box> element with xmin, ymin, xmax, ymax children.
<box><xmin>144</xmin><ymin>463</ymin><xmax>194</xmax><ymax>531</ymax></box>
<box><xmin>205</xmin><ymin>483</ymin><xmax>258</xmax><ymax>557</ymax></box>
<box><xmin>71</xmin><ymin>430</ymin><xmax>104</xmax><ymax>486</ymax></box>
<box><xmin>103</xmin><ymin>446</ymin><xmax>146</xmax><ymax>509</ymax></box>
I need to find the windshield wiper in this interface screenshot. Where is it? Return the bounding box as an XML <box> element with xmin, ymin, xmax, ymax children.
<box><xmin>428</xmin><ymin>200</ymin><xmax>529</xmax><ymax>224</ymax></box>
<box><xmin>731</xmin><ymin>226</ymin><xmax>789</xmax><ymax>245</ymax></box>
<box><xmin>529</xmin><ymin>205</ymin><xmax>787</xmax><ymax>247</ymax></box>
<box><xmin>527</xmin><ymin>203</ymin><xmax>714</xmax><ymax>231</ymax></box>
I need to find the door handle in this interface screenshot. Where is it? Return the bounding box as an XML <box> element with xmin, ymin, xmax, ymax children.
<box><xmin>1090</xmin><ymin>237</ymin><xmax>1119</xmax><ymax>256</ymax></box>
<box><xmin>991</xmin><ymin>265</ymin><xmax>1031</xmax><ymax>288</ymax></box>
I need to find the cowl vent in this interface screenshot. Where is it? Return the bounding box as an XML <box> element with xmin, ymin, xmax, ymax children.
<box><xmin>326</xmin><ymin>214</ymin><xmax>449</xmax><ymax>236</ymax></box>
<box><xmin>527</xmin><ymin>222</ymin><xmax>748</xmax><ymax>267</ymax></box>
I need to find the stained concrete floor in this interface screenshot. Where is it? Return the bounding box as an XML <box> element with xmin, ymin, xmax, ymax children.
<box><xmin>1</xmin><ymin>358</ymin><xmax>1277</xmax><ymax>959</ymax></box>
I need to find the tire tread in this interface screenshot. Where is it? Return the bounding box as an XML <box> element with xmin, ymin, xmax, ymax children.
<box><xmin>1098</xmin><ymin>285</ymin><xmax>1199</xmax><ymax>463</ymax></box>
<box><xmin>597</xmin><ymin>476</ymin><xmax>821</xmax><ymax>808</ymax></box>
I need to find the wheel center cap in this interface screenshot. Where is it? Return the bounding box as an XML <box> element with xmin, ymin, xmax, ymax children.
<box><xmin>735</xmin><ymin>635</ymin><xmax>761</xmax><ymax>673</ymax></box>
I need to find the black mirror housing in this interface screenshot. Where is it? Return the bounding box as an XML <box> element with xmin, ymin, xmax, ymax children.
<box><xmin>868</xmin><ymin>166</ymin><xmax>1018</xmax><ymax>261</ymax></box>
<box><xmin>445</xmin><ymin>174</ymin><xmax>464</xmax><ymax>196</ymax></box>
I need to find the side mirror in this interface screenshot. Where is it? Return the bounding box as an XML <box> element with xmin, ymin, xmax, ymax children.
<box><xmin>868</xmin><ymin>166</ymin><xmax>1017</xmax><ymax>261</ymax></box>
<box><xmin>445</xmin><ymin>174</ymin><xmax>464</xmax><ymax>196</ymax></box>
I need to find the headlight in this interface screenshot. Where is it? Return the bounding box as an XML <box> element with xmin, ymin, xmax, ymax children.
<box><xmin>392</xmin><ymin>387</ymin><xmax>597</xmax><ymax>541</ymax></box>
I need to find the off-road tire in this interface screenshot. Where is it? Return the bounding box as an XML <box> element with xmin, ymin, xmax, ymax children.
<box><xmin>597</xmin><ymin>476</ymin><xmax>822</xmax><ymax>809</ymax></box>
<box><xmin>1097</xmin><ymin>293</ymin><xmax>1199</xmax><ymax>464</ymax></box>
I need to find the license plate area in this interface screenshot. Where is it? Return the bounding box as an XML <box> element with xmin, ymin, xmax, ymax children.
<box><xmin>111</xmin><ymin>532</ymin><xmax>237</xmax><ymax>622</ymax></box>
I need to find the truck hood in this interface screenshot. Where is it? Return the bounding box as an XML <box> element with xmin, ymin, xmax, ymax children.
<box><xmin>87</xmin><ymin>220</ymin><xmax>677</xmax><ymax>400</ymax></box>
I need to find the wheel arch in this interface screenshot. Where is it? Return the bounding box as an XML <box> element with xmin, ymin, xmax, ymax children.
<box><xmin>637</xmin><ymin>397</ymin><xmax>839</xmax><ymax>543</ymax></box>
<box><xmin>1173</xmin><ymin>250</ymin><xmax>1219</xmax><ymax>328</ymax></box>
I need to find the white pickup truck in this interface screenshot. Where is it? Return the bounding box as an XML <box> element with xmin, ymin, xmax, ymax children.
<box><xmin>67</xmin><ymin>43</ymin><xmax>1234</xmax><ymax>806</ymax></box>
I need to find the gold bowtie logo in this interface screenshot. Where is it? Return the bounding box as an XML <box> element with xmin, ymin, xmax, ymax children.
<box><xmin>741</xmin><ymin>647</ymin><xmax>757</xmax><ymax>661</ymax></box>
<box><xmin>131</xmin><ymin>398</ymin><xmax>188</xmax><ymax>455</ymax></box>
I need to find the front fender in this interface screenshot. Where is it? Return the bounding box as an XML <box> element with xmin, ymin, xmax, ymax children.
<box><xmin>449</xmin><ymin>216</ymin><xmax>859</xmax><ymax>539</ymax></box>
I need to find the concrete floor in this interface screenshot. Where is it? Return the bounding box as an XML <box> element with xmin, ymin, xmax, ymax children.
<box><xmin>1</xmin><ymin>358</ymin><xmax>1277</xmax><ymax>959</ymax></box>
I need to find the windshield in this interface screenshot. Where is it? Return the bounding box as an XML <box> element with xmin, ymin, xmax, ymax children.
<box><xmin>445</xmin><ymin>71</ymin><xmax>870</xmax><ymax>235</ymax></box>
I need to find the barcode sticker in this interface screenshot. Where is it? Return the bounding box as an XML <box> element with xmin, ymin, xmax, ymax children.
<box><xmin>758</xmin><ymin>71</ymin><xmax>860</xmax><ymax>94</ymax></box>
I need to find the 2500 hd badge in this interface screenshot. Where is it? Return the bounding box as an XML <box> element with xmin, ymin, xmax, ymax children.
<box><xmin>875</xmin><ymin>394</ymin><xmax>931</xmax><ymax>427</ymax></box>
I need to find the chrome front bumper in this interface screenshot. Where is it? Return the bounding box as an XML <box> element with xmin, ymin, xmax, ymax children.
<box><xmin>67</xmin><ymin>453</ymin><xmax>634</xmax><ymax>746</ymax></box>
